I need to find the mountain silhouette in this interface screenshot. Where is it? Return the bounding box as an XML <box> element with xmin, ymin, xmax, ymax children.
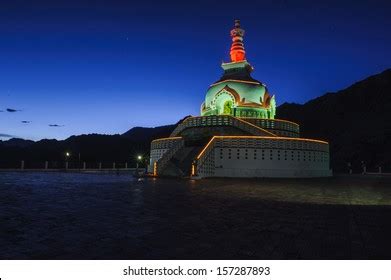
<box><xmin>278</xmin><ymin>68</ymin><xmax>391</xmax><ymax>171</ymax></box>
<box><xmin>122</xmin><ymin>125</ymin><xmax>175</xmax><ymax>142</ymax></box>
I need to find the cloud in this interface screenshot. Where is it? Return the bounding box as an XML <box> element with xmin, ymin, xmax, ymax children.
<box><xmin>21</xmin><ymin>121</ymin><xmax>31</xmax><ymax>124</ymax></box>
<box><xmin>0</xmin><ymin>133</ymin><xmax>14</xmax><ymax>138</ymax></box>
<box><xmin>6</xmin><ymin>108</ymin><xmax>22</xmax><ymax>113</ymax></box>
<box><xmin>48</xmin><ymin>124</ymin><xmax>65</xmax><ymax>127</ymax></box>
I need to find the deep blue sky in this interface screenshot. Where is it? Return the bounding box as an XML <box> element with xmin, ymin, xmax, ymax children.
<box><xmin>1</xmin><ymin>0</ymin><xmax>390</xmax><ymax>140</ymax></box>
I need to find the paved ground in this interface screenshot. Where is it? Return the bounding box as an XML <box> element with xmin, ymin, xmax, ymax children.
<box><xmin>1</xmin><ymin>172</ymin><xmax>391</xmax><ymax>259</ymax></box>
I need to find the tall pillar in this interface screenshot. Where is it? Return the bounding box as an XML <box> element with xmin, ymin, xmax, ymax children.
<box><xmin>21</xmin><ymin>160</ymin><xmax>25</xmax><ymax>170</ymax></box>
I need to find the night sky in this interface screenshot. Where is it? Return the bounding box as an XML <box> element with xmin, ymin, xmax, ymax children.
<box><xmin>1</xmin><ymin>0</ymin><xmax>391</xmax><ymax>140</ymax></box>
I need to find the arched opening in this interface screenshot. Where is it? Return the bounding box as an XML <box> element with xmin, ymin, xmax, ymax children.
<box><xmin>214</xmin><ymin>90</ymin><xmax>236</xmax><ymax>115</ymax></box>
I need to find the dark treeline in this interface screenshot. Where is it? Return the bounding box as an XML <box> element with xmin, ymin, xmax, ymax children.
<box><xmin>0</xmin><ymin>131</ymin><xmax>174</xmax><ymax>168</ymax></box>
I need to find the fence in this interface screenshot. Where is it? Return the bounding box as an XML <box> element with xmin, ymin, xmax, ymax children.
<box><xmin>0</xmin><ymin>160</ymin><xmax>140</xmax><ymax>171</ymax></box>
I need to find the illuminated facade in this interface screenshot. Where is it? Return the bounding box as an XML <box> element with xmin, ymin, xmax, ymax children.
<box><xmin>148</xmin><ymin>20</ymin><xmax>331</xmax><ymax>178</ymax></box>
<box><xmin>201</xmin><ymin>20</ymin><xmax>276</xmax><ymax>119</ymax></box>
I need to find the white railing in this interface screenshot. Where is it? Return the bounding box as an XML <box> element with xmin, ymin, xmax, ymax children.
<box><xmin>170</xmin><ymin>115</ymin><xmax>275</xmax><ymax>138</ymax></box>
<box><xmin>231</xmin><ymin>116</ymin><xmax>276</xmax><ymax>136</ymax></box>
<box><xmin>243</xmin><ymin>118</ymin><xmax>300</xmax><ymax>137</ymax></box>
<box><xmin>170</xmin><ymin>116</ymin><xmax>193</xmax><ymax>137</ymax></box>
<box><xmin>155</xmin><ymin>138</ymin><xmax>185</xmax><ymax>175</ymax></box>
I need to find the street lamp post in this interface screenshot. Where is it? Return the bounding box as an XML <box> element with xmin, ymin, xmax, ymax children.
<box><xmin>65</xmin><ymin>152</ymin><xmax>70</xmax><ymax>170</ymax></box>
<box><xmin>136</xmin><ymin>155</ymin><xmax>142</xmax><ymax>174</ymax></box>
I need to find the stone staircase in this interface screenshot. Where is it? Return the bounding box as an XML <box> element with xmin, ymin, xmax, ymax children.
<box><xmin>160</xmin><ymin>145</ymin><xmax>203</xmax><ymax>177</ymax></box>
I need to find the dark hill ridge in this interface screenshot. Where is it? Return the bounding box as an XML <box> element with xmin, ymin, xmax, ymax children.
<box><xmin>1</xmin><ymin>70</ymin><xmax>390</xmax><ymax>171</ymax></box>
<box><xmin>122</xmin><ymin>125</ymin><xmax>175</xmax><ymax>142</ymax></box>
<box><xmin>121</xmin><ymin>115</ymin><xmax>190</xmax><ymax>141</ymax></box>
<box><xmin>0</xmin><ymin>130</ymin><xmax>173</xmax><ymax>167</ymax></box>
<box><xmin>278</xmin><ymin>68</ymin><xmax>391</xmax><ymax>171</ymax></box>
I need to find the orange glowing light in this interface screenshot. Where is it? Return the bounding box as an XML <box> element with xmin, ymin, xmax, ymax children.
<box><xmin>230</xmin><ymin>51</ymin><xmax>245</xmax><ymax>62</ymax></box>
<box><xmin>196</xmin><ymin>136</ymin><xmax>216</xmax><ymax>160</ymax></box>
<box><xmin>231</xmin><ymin>116</ymin><xmax>277</xmax><ymax>136</ymax></box>
<box><xmin>196</xmin><ymin>135</ymin><xmax>329</xmax><ymax>160</ymax></box>
<box><xmin>230</xmin><ymin>20</ymin><xmax>246</xmax><ymax>62</ymax></box>
<box><xmin>153</xmin><ymin>162</ymin><xmax>157</xmax><ymax>176</ymax></box>
<box><xmin>210</xmin><ymin>79</ymin><xmax>260</xmax><ymax>87</ymax></box>
<box><xmin>151</xmin><ymin>136</ymin><xmax>182</xmax><ymax>142</ymax></box>
<box><xmin>245</xmin><ymin>118</ymin><xmax>300</xmax><ymax>127</ymax></box>
<box><xmin>172</xmin><ymin>115</ymin><xmax>299</xmax><ymax>128</ymax></box>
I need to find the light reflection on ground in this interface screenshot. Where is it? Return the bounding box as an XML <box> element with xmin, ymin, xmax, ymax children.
<box><xmin>192</xmin><ymin>175</ymin><xmax>391</xmax><ymax>206</ymax></box>
<box><xmin>1</xmin><ymin>172</ymin><xmax>391</xmax><ymax>259</ymax></box>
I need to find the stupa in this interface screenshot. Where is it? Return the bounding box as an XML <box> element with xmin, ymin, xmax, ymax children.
<box><xmin>201</xmin><ymin>20</ymin><xmax>276</xmax><ymax>119</ymax></box>
<box><xmin>148</xmin><ymin>20</ymin><xmax>331</xmax><ymax>178</ymax></box>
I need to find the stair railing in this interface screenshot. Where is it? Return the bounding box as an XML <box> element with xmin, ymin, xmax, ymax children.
<box><xmin>191</xmin><ymin>136</ymin><xmax>218</xmax><ymax>177</ymax></box>
<box><xmin>169</xmin><ymin>116</ymin><xmax>193</xmax><ymax>137</ymax></box>
<box><xmin>230</xmin><ymin>116</ymin><xmax>276</xmax><ymax>136</ymax></box>
<box><xmin>155</xmin><ymin>138</ymin><xmax>185</xmax><ymax>175</ymax></box>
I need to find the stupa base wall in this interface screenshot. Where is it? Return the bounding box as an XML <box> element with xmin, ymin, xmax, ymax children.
<box><xmin>193</xmin><ymin>136</ymin><xmax>331</xmax><ymax>178</ymax></box>
<box><xmin>197</xmin><ymin>168</ymin><xmax>332</xmax><ymax>179</ymax></box>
